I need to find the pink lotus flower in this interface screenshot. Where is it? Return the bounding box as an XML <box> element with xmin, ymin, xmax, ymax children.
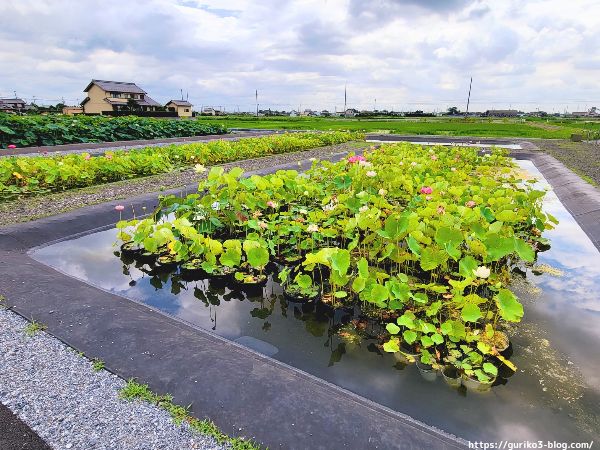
<box><xmin>105</xmin><ymin>154</ymin><xmax>113</xmax><ymax>160</ymax></box>
<box><xmin>431</xmin><ymin>154</ymin><xmax>438</xmax><ymax>161</ymax></box>
<box><xmin>437</xmin><ymin>205</ymin><xmax>445</xmax><ymax>215</ymax></box>
<box><xmin>115</xmin><ymin>205</ymin><xmax>125</xmax><ymax>211</ymax></box>
<box><xmin>84</xmin><ymin>154</ymin><xmax>91</xmax><ymax>160</ymax></box>
<box><xmin>465</xmin><ymin>200</ymin><xmax>476</xmax><ymax>208</ymax></box>
<box><xmin>425</xmin><ymin>195</ymin><xmax>433</xmax><ymax>201</ymax></box>
<box><xmin>348</xmin><ymin>155</ymin><xmax>366</xmax><ymax>164</ymax></box>
<box><xmin>266</xmin><ymin>201</ymin><xmax>278</xmax><ymax>208</ymax></box>
<box><xmin>7</xmin><ymin>144</ymin><xmax>16</xmax><ymax>149</ymax></box>
<box><xmin>420</xmin><ymin>186</ymin><xmax>433</xmax><ymax>195</ymax></box>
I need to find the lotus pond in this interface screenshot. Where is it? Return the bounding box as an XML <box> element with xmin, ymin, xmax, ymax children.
<box><xmin>33</xmin><ymin>144</ymin><xmax>600</xmax><ymax>443</ymax></box>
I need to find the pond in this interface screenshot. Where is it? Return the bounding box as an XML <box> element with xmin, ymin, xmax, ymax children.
<box><xmin>32</xmin><ymin>160</ymin><xmax>600</xmax><ymax>443</ymax></box>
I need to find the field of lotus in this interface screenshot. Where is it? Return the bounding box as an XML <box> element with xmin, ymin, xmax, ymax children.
<box><xmin>0</xmin><ymin>131</ymin><xmax>362</xmax><ymax>199</ymax></box>
<box><xmin>0</xmin><ymin>114</ymin><xmax>226</xmax><ymax>148</ymax></box>
<box><xmin>116</xmin><ymin>142</ymin><xmax>557</xmax><ymax>389</ymax></box>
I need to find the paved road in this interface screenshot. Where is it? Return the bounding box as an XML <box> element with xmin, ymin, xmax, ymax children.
<box><xmin>0</xmin><ymin>402</ymin><xmax>52</xmax><ymax>450</ymax></box>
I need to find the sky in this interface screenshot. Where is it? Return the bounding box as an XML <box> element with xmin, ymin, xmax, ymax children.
<box><xmin>0</xmin><ymin>0</ymin><xmax>599</xmax><ymax>113</ymax></box>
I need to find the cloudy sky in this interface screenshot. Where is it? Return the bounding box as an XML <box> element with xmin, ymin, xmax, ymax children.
<box><xmin>0</xmin><ymin>0</ymin><xmax>598</xmax><ymax>112</ymax></box>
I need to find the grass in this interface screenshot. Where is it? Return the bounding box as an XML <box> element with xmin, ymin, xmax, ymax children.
<box><xmin>196</xmin><ymin>116</ymin><xmax>600</xmax><ymax>139</ymax></box>
<box><xmin>120</xmin><ymin>379</ymin><xmax>261</xmax><ymax>450</ymax></box>
<box><xmin>23</xmin><ymin>320</ymin><xmax>47</xmax><ymax>336</ymax></box>
<box><xmin>92</xmin><ymin>359</ymin><xmax>106</xmax><ymax>372</ymax></box>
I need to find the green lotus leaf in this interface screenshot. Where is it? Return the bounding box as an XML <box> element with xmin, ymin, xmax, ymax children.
<box><xmin>420</xmin><ymin>335</ymin><xmax>434</xmax><ymax>348</ymax></box>
<box><xmin>484</xmin><ymin>234</ymin><xmax>515</xmax><ymax>261</ymax></box>
<box><xmin>386</xmin><ymin>323</ymin><xmax>401</xmax><ymax>335</ymax></box>
<box><xmin>459</xmin><ymin>255</ymin><xmax>479</xmax><ymax>279</ymax></box>
<box><xmin>495</xmin><ymin>289</ymin><xmax>524</xmax><ymax>322</ymax></box>
<box><xmin>407</xmin><ymin>235</ymin><xmax>422</xmax><ymax>255</ymax></box>
<box><xmin>331</xmin><ymin>248</ymin><xmax>351</xmax><ymax>276</ymax></box>
<box><xmin>420</xmin><ymin>246</ymin><xmax>448</xmax><ymax>271</ymax></box>
<box><xmin>483</xmin><ymin>362</ymin><xmax>498</xmax><ymax>377</ymax></box>
<box><xmin>246</xmin><ymin>246</ymin><xmax>269</xmax><ymax>268</ymax></box>
<box><xmin>480</xmin><ymin>206</ymin><xmax>495</xmax><ymax>223</ymax></box>
<box><xmin>514</xmin><ymin>238</ymin><xmax>535</xmax><ymax>262</ymax></box>
<box><xmin>371</xmin><ymin>284</ymin><xmax>389</xmax><ymax>304</ymax></box>
<box><xmin>357</xmin><ymin>257</ymin><xmax>369</xmax><ymax>278</ymax></box>
<box><xmin>383</xmin><ymin>338</ymin><xmax>400</xmax><ymax>353</ymax></box>
<box><xmin>431</xmin><ymin>332</ymin><xmax>444</xmax><ymax>345</ymax></box>
<box><xmin>397</xmin><ymin>313</ymin><xmax>415</xmax><ymax>329</ymax></box>
<box><xmin>461</xmin><ymin>303</ymin><xmax>483</xmax><ymax>322</ymax></box>
<box><xmin>403</xmin><ymin>330</ymin><xmax>418</xmax><ymax>344</ymax></box>
<box><xmin>435</xmin><ymin>226</ymin><xmax>463</xmax><ymax>247</ymax></box>
<box><xmin>352</xmin><ymin>276</ymin><xmax>366</xmax><ymax>293</ymax></box>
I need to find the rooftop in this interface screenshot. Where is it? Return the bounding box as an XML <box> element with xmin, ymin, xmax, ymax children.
<box><xmin>84</xmin><ymin>80</ymin><xmax>147</xmax><ymax>94</ymax></box>
<box><xmin>167</xmin><ymin>99</ymin><xmax>193</xmax><ymax>107</ymax></box>
<box><xmin>0</xmin><ymin>98</ymin><xmax>26</xmax><ymax>105</ymax></box>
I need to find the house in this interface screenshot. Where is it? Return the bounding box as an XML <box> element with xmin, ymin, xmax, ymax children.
<box><xmin>62</xmin><ymin>106</ymin><xmax>84</xmax><ymax>115</ymax></box>
<box><xmin>166</xmin><ymin>100</ymin><xmax>193</xmax><ymax>117</ymax></box>
<box><xmin>0</xmin><ymin>98</ymin><xmax>26</xmax><ymax>113</ymax></box>
<box><xmin>80</xmin><ymin>80</ymin><xmax>161</xmax><ymax>114</ymax></box>
<box><xmin>484</xmin><ymin>109</ymin><xmax>519</xmax><ymax>117</ymax></box>
<box><xmin>201</xmin><ymin>107</ymin><xmax>218</xmax><ymax>116</ymax></box>
<box><xmin>571</xmin><ymin>107</ymin><xmax>598</xmax><ymax>118</ymax></box>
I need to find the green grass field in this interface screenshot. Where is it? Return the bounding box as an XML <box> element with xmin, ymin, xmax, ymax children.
<box><xmin>196</xmin><ymin>116</ymin><xmax>600</xmax><ymax>139</ymax></box>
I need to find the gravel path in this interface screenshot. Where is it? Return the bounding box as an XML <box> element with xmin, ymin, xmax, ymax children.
<box><xmin>532</xmin><ymin>139</ymin><xmax>600</xmax><ymax>186</ymax></box>
<box><xmin>0</xmin><ymin>141</ymin><xmax>368</xmax><ymax>227</ymax></box>
<box><xmin>0</xmin><ymin>307</ymin><xmax>227</xmax><ymax>450</ymax></box>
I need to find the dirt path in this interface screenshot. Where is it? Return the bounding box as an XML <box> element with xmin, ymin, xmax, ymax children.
<box><xmin>532</xmin><ymin>139</ymin><xmax>600</xmax><ymax>186</ymax></box>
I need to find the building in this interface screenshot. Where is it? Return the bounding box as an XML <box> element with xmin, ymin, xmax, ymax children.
<box><xmin>571</xmin><ymin>107</ymin><xmax>598</xmax><ymax>118</ymax></box>
<box><xmin>0</xmin><ymin>98</ymin><xmax>26</xmax><ymax>113</ymax></box>
<box><xmin>166</xmin><ymin>100</ymin><xmax>193</xmax><ymax>117</ymax></box>
<box><xmin>484</xmin><ymin>109</ymin><xmax>520</xmax><ymax>117</ymax></box>
<box><xmin>201</xmin><ymin>107</ymin><xmax>218</xmax><ymax>116</ymax></box>
<box><xmin>62</xmin><ymin>106</ymin><xmax>84</xmax><ymax>115</ymax></box>
<box><xmin>80</xmin><ymin>80</ymin><xmax>161</xmax><ymax>114</ymax></box>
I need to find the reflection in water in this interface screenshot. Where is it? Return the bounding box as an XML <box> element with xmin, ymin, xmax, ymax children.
<box><xmin>33</xmin><ymin>160</ymin><xmax>600</xmax><ymax>443</ymax></box>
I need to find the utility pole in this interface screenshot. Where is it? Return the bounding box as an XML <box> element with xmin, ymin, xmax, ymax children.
<box><xmin>465</xmin><ymin>77</ymin><xmax>472</xmax><ymax>117</ymax></box>
<box><xmin>255</xmin><ymin>89</ymin><xmax>258</xmax><ymax>117</ymax></box>
<box><xmin>344</xmin><ymin>84</ymin><xmax>347</xmax><ymax>117</ymax></box>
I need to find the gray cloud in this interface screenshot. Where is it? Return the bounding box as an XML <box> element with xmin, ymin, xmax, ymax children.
<box><xmin>0</xmin><ymin>0</ymin><xmax>598</xmax><ymax>112</ymax></box>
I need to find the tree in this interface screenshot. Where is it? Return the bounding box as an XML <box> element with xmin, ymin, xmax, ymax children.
<box><xmin>447</xmin><ymin>106</ymin><xmax>460</xmax><ymax>115</ymax></box>
<box><xmin>126</xmin><ymin>98</ymin><xmax>140</xmax><ymax>111</ymax></box>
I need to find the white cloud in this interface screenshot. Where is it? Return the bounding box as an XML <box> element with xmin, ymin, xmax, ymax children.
<box><xmin>0</xmin><ymin>0</ymin><xmax>598</xmax><ymax>112</ymax></box>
